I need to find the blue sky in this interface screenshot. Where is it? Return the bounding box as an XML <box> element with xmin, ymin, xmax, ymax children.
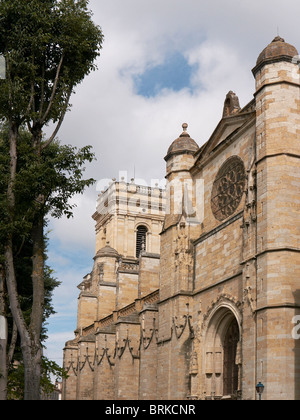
<box><xmin>43</xmin><ymin>0</ymin><xmax>300</xmax><ymax>369</ymax></box>
<box><xmin>133</xmin><ymin>52</ymin><xmax>198</xmax><ymax>97</ymax></box>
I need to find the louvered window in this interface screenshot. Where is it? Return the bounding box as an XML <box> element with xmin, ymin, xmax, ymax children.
<box><xmin>136</xmin><ymin>226</ymin><xmax>147</xmax><ymax>257</ymax></box>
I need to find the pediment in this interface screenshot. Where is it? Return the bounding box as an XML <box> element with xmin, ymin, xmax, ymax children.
<box><xmin>209</xmin><ymin>117</ymin><xmax>244</xmax><ymax>150</ymax></box>
<box><xmin>194</xmin><ymin>102</ymin><xmax>255</xmax><ymax>168</ymax></box>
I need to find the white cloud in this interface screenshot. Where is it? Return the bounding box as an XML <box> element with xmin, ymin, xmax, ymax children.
<box><xmin>48</xmin><ymin>191</ymin><xmax>96</xmax><ymax>250</ymax></box>
<box><xmin>44</xmin><ymin>331</ymin><xmax>75</xmax><ymax>367</ymax></box>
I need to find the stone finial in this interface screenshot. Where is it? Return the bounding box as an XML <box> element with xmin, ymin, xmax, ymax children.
<box><xmin>180</xmin><ymin>123</ymin><xmax>190</xmax><ymax>137</ymax></box>
<box><xmin>272</xmin><ymin>36</ymin><xmax>285</xmax><ymax>43</ymax></box>
<box><xmin>222</xmin><ymin>91</ymin><xmax>241</xmax><ymax>118</ymax></box>
<box><xmin>165</xmin><ymin>121</ymin><xmax>199</xmax><ymax>160</ymax></box>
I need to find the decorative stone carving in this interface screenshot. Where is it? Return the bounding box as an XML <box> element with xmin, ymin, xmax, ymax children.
<box><xmin>222</xmin><ymin>91</ymin><xmax>241</xmax><ymax>117</ymax></box>
<box><xmin>211</xmin><ymin>156</ymin><xmax>246</xmax><ymax>222</ymax></box>
<box><xmin>202</xmin><ymin>294</ymin><xmax>242</xmax><ymax>329</ymax></box>
<box><xmin>189</xmin><ymin>351</ymin><xmax>198</xmax><ymax>375</ymax></box>
<box><xmin>98</xmin><ymin>263</ymin><xmax>104</xmax><ymax>283</ymax></box>
<box><xmin>174</xmin><ymin>221</ymin><xmax>194</xmax><ymax>292</ymax></box>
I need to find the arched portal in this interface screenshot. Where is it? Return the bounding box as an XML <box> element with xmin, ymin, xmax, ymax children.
<box><xmin>203</xmin><ymin>304</ymin><xmax>241</xmax><ymax>399</ymax></box>
<box><xmin>223</xmin><ymin>317</ymin><xmax>239</xmax><ymax>396</ymax></box>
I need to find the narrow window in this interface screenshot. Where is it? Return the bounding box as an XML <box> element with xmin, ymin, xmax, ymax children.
<box><xmin>136</xmin><ymin>226</ymin><xmax>147</xmax><ymax>257</ymax></box>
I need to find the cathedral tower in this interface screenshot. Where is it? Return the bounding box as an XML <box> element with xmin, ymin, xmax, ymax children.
<box><xmin>252</xmin><ymin>36</ymin><xmax>300</xmax><ymax>400</ymax></box>
<box><xmin>161</xmin><ymin>123</ymin><xmax>199</xmax><ymax>299</ymax></box>
<box><xmin>157</xmin><ymin>125</ymin><xmax>199</xmax><ymax>399</ymax></box>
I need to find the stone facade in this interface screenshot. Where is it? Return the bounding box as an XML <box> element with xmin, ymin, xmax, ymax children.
<box><xmin>62</xmin><ymin>37</ymin><xmax>300</xmax><ymax>400</ymax></box>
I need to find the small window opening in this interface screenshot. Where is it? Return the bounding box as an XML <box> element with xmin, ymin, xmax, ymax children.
<box><xmin>136</xmin><ymin>226</ymin><xmax>147</xmax><ymax>257</ymax></box>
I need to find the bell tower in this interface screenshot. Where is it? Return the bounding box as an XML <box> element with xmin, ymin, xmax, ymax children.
<box><xmin>252</xmin><ymin>36</ymin><xmax>300</xmax><ymax>400</ymax></box>
<box><xmin>160</xmin><ymin>123</ymin><xmax>199</xmax><ymax>300</ymax></box>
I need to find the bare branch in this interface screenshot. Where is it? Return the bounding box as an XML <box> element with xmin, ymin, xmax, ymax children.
<box><xmin>6</xmin><ymin>55</ymin><xmax>13</xmax><ymax>112</ymax></box>
<box><xmin>26</xmin><ymin>56</ymin><xmax>36</xmax><ymax>116</ymax></box>
<box><xmin>5</xmin><ymin>239</ymin><xmax>31</xmax><ymax>353</ymax></box>
<box><xmin>26</xmin><ymin>89</ymin><xmax>35</xmax><ymax>117</ymax></box>
<box><xmin>26</xmin><ymin>121</ymin><xmax>32</xmax><ymax>133</ymax></box>
<box><xmin>5</xmin><ymin>126</ymin><xmax>31</xmax><ymax>353</ymax></box>
<box><xmin>41</xmin><ymin>53</ymin><xmax>65</xmax><ymax>124</ymax></box>
<box><xmin>39</xmin><ymin>62</ymin><xmax>45</xmax><ymax>117</ymax></box>
<box><xmin>0</xmin><ymin>265</ymin><xmax>5</xmax><ymax>317</ymax></box>
<box><xmin>42</xmin><ymin>87</ymin><xmax>72</xmax><ymax>150</ymax></box>
<box><xmin>7</xmin><ymin>321</ymin><xmax>17</xmax><ymax>366</ymax></box>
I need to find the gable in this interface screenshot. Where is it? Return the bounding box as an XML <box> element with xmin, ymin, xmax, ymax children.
<box><xmin>193</xmin><ymin>99</ymin><xmax>255</xmax><ymax>169</ymax></box>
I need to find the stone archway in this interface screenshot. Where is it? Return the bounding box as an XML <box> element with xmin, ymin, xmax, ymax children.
<box><xmin>223</xmin><ymin>318</ymin><xmax>239</xmax><ymax>396</ymax></box>
<box><xmin>203</xmin><ymin>304</ymin><xmax>241</xmax><ymax>399</ymax></box>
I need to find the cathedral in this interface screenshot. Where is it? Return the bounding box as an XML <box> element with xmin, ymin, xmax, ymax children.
<box><xmin>62</xmin><ymin>37</ymin><xmax>300</xmax><ymax>400</ymax></box>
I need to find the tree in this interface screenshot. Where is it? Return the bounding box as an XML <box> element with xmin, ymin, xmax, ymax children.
<box><xmin>0</xmin><ymin>125</ymin><xmax>96</xmax><ymax>399</ymax></box>
<box><xmin>4</xmin><ymin>235</ymin><xmax>67</xmax><ymax>400</ymax></box>
<box><xmin>0</xmin><ymin>0</ymin><xmax>103</xmax><ymax>399</ymax></box>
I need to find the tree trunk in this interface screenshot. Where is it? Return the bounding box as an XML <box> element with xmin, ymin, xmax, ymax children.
<box><xmin>22</xmin><ymin>340</ymin><xmax>42</xmax><ymax>400</ymax></box>
<box><xmin>23</xmin><ymin>213</ymin><xmax>45</xmax><ymax>400</ymax></box>
<box><xmin>30</xmin><ymin>214</ymin><xmax>44</xmax><ymax>343</ymax></box>
<box><xmin>4</xmin><ymin>124</ymin><xmax>44</xmax><ymax>399</ymax></box>
<box><xmin>2</xmin><ymin>123</ymin><xmax>19</xmax><ymax>400</ymax></box>
<box><xmin>7</xmin><ymin>321</ymin><xmax>17</xmax><ymax>367</ymax></box>
<box><xmin>4</xmin><ymin>239</ymin><xmax>34</xmax><ymax>399</ymax></box>
<box><xmin>5</xmin><ymin>221</ymin><xmax>44</xmax><ymax>400</ymax></box>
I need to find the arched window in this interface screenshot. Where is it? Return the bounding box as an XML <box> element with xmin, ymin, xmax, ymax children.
<box><xmin>204</xmin><ymin>306</ymin><xmax>241</xmax><ymax>399</ymax></box>
<box><xmin>136</xmin><ymin>225</ymin><xmax>147</xmax><ymax>258</ymax></box>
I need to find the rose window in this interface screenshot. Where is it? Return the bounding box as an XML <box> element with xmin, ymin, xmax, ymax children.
<box><xmin>211</xmin><ymin>156</ymin><xmax>246</xmax><ymax>221</ymax></box>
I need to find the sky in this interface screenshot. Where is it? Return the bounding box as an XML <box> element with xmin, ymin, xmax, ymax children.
<box><xmin>43</xmin><ymin>0</ymin><xmax>300</xmax><ymax>369</ymax></box>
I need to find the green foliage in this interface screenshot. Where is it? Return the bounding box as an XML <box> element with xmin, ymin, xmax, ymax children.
<box><xmin>7</xmin><ymin>362</ymin><xmax>24</xmax><ymax>400</ymax></box>
<box><xmin>40</xmin><ymin>356</ymin><xmax>68</xmax><ymax>398</ymax></box>
<box><xmin>12</xmin><ymin>234</ymin><xmax>61</xmax><ymax>334</ymax></box>
<box><xmin>0</xmin><ymin>0</ymin><xmax>104</xmax><ymax>125</ymax></box>
<box><xmin>3</xmin><ymin>232</ymin><xmax>65</xmax><ymax>398</ymax></box>
<box><xmin>14</xmin><ymin>133</ymin><xmax>96</xmax><ymax>220</ymax></box>
<box><xmin>0</xmin><ymin>124</ymin><xmax>96</xmax><ymax>244</ymax></box>
<box><xmin>0</xmin><ymin>124</ymin><xmax>95</xmax><ymax>394</ymax></box>
<box><xmin>0</xmin><ymin>0</ymin><xmax>102</xmax><ymax>398</ymax></box>
<box><xmin>7</xmin><ymin>356</ymin><xmax>68</xmax><ymax>400</ymax></box>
